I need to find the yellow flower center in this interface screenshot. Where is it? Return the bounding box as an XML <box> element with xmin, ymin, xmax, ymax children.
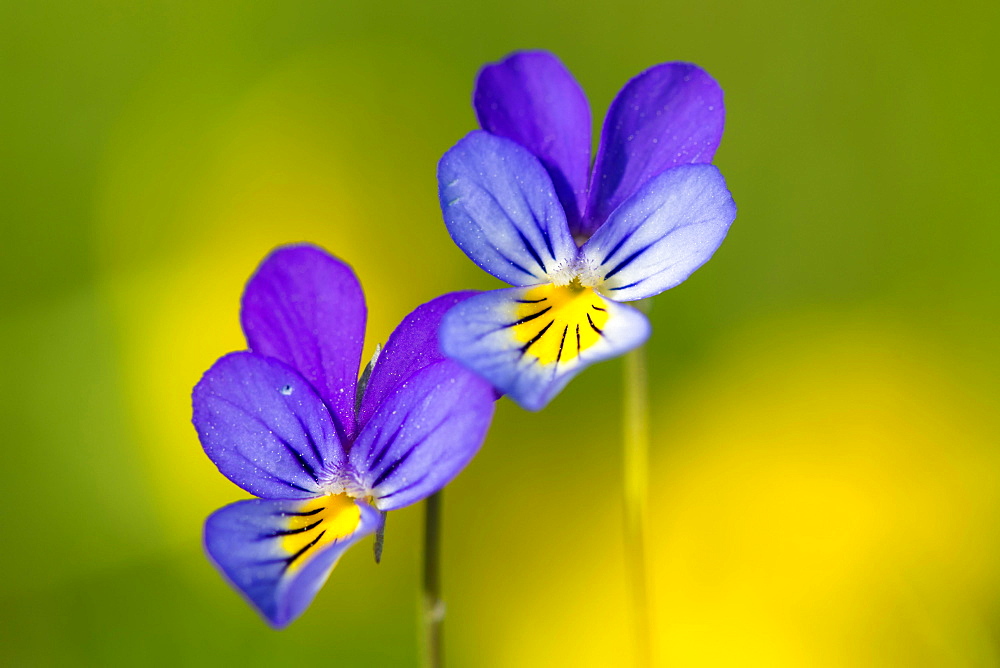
<box><xmin>512</xmin><ymin>282</ymin><xmax>610</xmax><ymax>365</ymax></box>
<box><xmin>281</xmin><ymin>493</ymin><xmax>362</xmax><ymax>573</ymax></box>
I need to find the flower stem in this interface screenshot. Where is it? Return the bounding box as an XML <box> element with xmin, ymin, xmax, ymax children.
<box><xmin>623</xmin><ymin>304</ymin><xmax>653</xmax><ymax>668</ymax></box>
<box><xmin>422</xmin><ymin>491</ymin><xmax>444</xmax><ymax>668</ymax></box>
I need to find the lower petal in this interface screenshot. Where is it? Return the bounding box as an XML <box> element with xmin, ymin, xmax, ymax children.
<box><xmin>439</xmin><ymin>286</ymin><xmax>651</xmax><ymax>410</ymax></box>
<box><xmin>203</xmin><ymin>495</ymin><xmax>380</xmax><ymax>628</ymax></box>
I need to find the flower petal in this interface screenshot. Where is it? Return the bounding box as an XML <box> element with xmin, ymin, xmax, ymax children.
<box><xmin>204</xmin><ymin>495</ymin><xmax>380</xmax><ymax>628</ymax></box>
<box><xmin>584</xmin><ymin>63</ymin><xmax>725</xmax><ymax>235</ymax></box>
<box><xmin>474</xmin><ymin>51</ymin><xmax>592</xmax><ymax>230</ymax></box>
<box><xmin>582</xmin><ymin>164</ymin><xmax>736</xmax><ymax>302</ymax></box>
<box><xmin>351</xmin><ymin>361</ymin><xmax>495</xmax><ymax>511</ymax></box>
<box><xmin>192</xmin><ymin>352</ymin><xmax>344</xmax><ymax>499</ymax></box>
<box><xmin>439</xmin><ymin>286</ymin><xmax>651</xmax><ymax>411</ymax></box>
<box><xmin>241</xmin><ymin>245</ymin><xmax>366</xmax><ymax>441</ymax></box>
<box><xmin>438</xmin><ymin>131</ymin><xmax>577</xmax><ymax>286</ymax></box>
<box><xmin>358</xmin><ymin>291</ymin><xmax>479</xmax><ymax>429</ymax></box>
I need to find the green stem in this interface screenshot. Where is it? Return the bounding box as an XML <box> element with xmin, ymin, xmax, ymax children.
<box><xmin>623</xmin><ymin>307</ymin><xmax>653</xmax><ymax>668</ymax></box>
<box><xmin>422</xmin><ymin>491</ymin><xmax>444</xmax><ymax>668</ymax></box>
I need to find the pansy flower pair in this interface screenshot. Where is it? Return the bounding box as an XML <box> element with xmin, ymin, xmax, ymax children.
<box><xmin>193</xmin><ymin>51</ymin><xmax>735</xmax><ymax>627</ymax></box>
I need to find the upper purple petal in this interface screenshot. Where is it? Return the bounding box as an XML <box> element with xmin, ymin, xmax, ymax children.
<box><xmin>584</xmin><ymin>63</ymin><xmax>725</xmax><ymax>235</ymax></box>
<box><xmin>350</xmin><ymin>361</ymin><xmax>495</xmax><ymax>511</ymax></box>
<box><xmin>241</xmin><ymin>245</ymin><xmax>366</xmax><ymax>441</ymax></box>
<box><xmin>192</xmin><ymin>352</ymin><xmax>345</xmax><ymax>499</ymax></box>
<box><xmin>438</xmin><ymin>131</ymin><xmax>578</xmax><ymax>286</ymax></box>
<box><xmin>358</xmin><ymin>291</ymin><xmax>479</xmax><ymax>429</ymax></box>
<box><xmin>475</xmin><ymin>51</ymin><xmax>592</xmax><ymax>231</ymax></box>
<box><xmin>582</xmin><ymin>164</ymin><xmax>736</xmax><ymax>302</ymax></box>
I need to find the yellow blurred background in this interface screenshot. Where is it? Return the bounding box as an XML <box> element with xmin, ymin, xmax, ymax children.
<box><xmin>1</xmin><ymin>1</ymin><xmax>998</xmax><ymax>665</ymax></box>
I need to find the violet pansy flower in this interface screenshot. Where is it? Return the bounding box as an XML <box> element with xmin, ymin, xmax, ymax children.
<box><xmin>438</xmin><ymin>51</ymin><xmax>736</xmax><ymax>410</ymax></box>
<box><xmin>193</xmin><ymin>245</ymin><xmax>495</xmax><ymax>628</ymax></box>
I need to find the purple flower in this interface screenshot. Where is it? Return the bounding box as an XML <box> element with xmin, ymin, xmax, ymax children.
<box><xmin>192</xmin><ymin>245</ymin><xmax>495</xmax><ymax>628</ymax></box>
<box><xmin>437</xmin><ymin>51</ymin><xmax>737</xmax><ymax>410</ymax></box>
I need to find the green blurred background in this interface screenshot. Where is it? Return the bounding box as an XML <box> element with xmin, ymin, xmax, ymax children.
<box><xmin>2</xmin><ymin>0</ymin><xmax>998</xmax><ymax>665</ymax></box>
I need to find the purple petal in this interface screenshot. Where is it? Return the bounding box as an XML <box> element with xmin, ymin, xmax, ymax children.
<box><xmin>584</xmin><ymin>63</ymin><xmax>725</xmax><ymax>235</ymax></box>
<box><xmin>358</xmin><ymin>291</ymin><xmax>479</xmax><ymax>429</ymax></box>
<box><xmin>204</xmin><ymin>495</ymin><xmax>380</xmax><ymax>628</ymax></box>
<box><xmin>241</xmin><ymin>245</ymin><xmax>366</xmax><ymax>441</ymax></box>
<box><xmin>439</xmin><ymin>286</ymin><xmax>651</xmax><ymax>411</ymax></box>
<box><xmin>438</xmin><ymin>131</ymin><xmax>577</xmax><ymax>286</ymax></box>
<box><xmin>475</xmin><ymin>51</ymin><xmax>592</xmax><ymax>231</ymax></box>
<box><xmin>582</xmin><ymin>164</ymin><xmax>736</xmax><ymax>302</ymax></box>
<box><xmin>192</xmin><ymin>352</ymin><xmax>345</xmax><ymax>499</ymax></box>
<box><xmin>350</xmin><ymin>361</ymin><xmax>495</xmax><ymax>511</ymax></box>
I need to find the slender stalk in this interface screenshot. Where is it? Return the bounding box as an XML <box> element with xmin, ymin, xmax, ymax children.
<box><xmin>422</xmin><ymin>491</ymin><xmax>444</xmax><ymax>668</ymax></box>
<box><xmin>623</xmin><ymin>302</ymin><xmax>653</xmax><ymax>668</ymax></box>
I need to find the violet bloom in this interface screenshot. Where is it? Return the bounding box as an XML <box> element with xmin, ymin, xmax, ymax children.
<box><xmin>438</xmin><ymin>51</ymin><xmax>737</xmax><ymax>410</ymax></box>
<box><xmin>193</xmin><ymin>245</ymin><xmax>495</xmax><ymax>628</ymax></box>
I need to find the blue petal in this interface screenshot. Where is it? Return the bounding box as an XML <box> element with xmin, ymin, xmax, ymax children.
<box><xmin>192</xmin><ymin>352</ymin><xmax>345</xmax><ymax>499</ymax></box>
<box><xmin>474</xmin><ymin>51</ymin><xmax>592</xmax><ymax>231</ymax></box>
<box><xmin>438</xmin><ymin>131</ymin><xmax>577</xmax><ymax>286</ymax></box>
<box><xmin>584</xmin><ymin>63</ymin><xmax>725</xmax><ymax>235</ymax></box>
<box><xmin>350</xmin><ymin>361</ymin><xmax>495</xmax><ymax>511</ymax></box>
<box><xmin>358</xmin><ymin>291</ymin><xmax>479</xmax><ymax>430</ymax></box>
<box><xmin>582</xmin><ymin>164</ymin><xmax>736</xmax><ymax>302</ymax></box>
<box><xmin>439</xmin><ymin>286</ymin><xmax>651</xmax><ymax>411</ymax></box>
<box><xmin>241</xmin><ymin>245</ymin><xmax>367</xmax><ymax>441</ymax></box>
<box><xmin>204</xmin><ymin>496</ymin><xmax>380</xmax><ymax>628</ymax></box>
